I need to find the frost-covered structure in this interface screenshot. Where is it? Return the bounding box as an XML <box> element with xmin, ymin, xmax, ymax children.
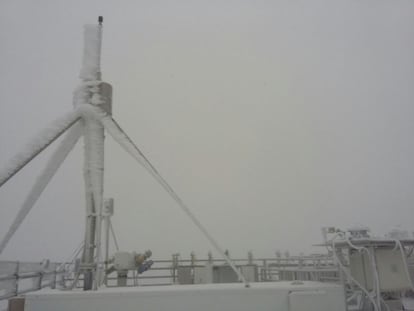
<box><xmin>0</xmin><ymin>20</ymin><xmax>246</xmax><ymax>291</ymax></box>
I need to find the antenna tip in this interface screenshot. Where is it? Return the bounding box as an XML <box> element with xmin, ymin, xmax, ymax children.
<box><xmin>98</xmin><ymin>16</ymin><xmax>103</xmax><ymax>25</ymax></box>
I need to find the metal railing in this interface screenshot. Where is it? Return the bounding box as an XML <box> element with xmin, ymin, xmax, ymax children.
<box><xmin>0</xmin><ymin>261</ymin><xmax>66</xmax><ymax>302</ymax></box>
<box><xmin>82</xmin><ymin>253</ymin><xmax>337</xmax><ymax>287</ymax></box>
<box><xmin>1</xmin><ymin>253</ymin><xmax>338</xmax><ymax>301</ymax></box>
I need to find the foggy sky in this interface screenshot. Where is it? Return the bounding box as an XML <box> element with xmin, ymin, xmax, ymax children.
<box><xmin>1</xmin><ymin>0</ymin><xmax>414</xmax><ymax>262</ymax></box>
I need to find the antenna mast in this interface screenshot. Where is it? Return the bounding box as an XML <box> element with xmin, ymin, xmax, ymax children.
<box><xmin>0</xmin><ymin>15</ymin><xmax>249</xmax><ymax>290</ymax></box>
<box><xmin>77</xmin><ymin>16</ymin><xmax>112</xmax><ymax>290</ymax></box>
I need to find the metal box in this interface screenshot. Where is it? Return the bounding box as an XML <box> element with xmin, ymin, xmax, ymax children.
<box><xmin>113</xmin><ymin>252</ymin><xmax>135</xmax><ymax>271</ymax></box>
<box><xmin>349</xmin><ymin>248</ymin><xmax>412</xmax><ymax>291</ymax></box>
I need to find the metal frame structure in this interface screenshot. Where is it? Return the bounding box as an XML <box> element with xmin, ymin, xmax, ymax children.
<box><xmin>0</xmin><ymin>17</ymin><xmax>250</xmax><ymax>292</ymax></box>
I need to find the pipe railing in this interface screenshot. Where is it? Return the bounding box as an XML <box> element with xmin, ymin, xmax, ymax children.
<box><xmin>0</xmin><ymin>261</ymin><xmax>67</xmax><ymax>302</ymax></box>
<box><xmin>0</xmin><ymin>253</ymin><xmax>339</xmax><ymax>301</ymax></box>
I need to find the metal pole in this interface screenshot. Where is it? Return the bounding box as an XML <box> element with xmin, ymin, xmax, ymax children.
<box><xmin>77</xmin><ymin>18</ymin><xmax>112</xmax><ymax>290</ymax></box>
<box><xmin>104</xmin><ymin>214</ymin><xmax>110</xmax><ymax>286</ymax></box>
<box><xmin>14</xmin><ymin>262</ymin><xmax>20</xmax><ymax>297</ymax></box>
<box><xmin>103</xmin><ymin>198</ymin><xmax>114</xmax><ymax>286</ymax></box>
<box><xmin>79</xmin><ymin>21</ymin><xmax>104</xmax><ymax>291</ymax></box>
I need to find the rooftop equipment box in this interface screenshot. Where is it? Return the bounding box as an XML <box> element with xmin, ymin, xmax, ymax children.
<box><xmin>349</xmin><ymin>248</ymin><xmax>412</xmax><ymax>291</ymax></box>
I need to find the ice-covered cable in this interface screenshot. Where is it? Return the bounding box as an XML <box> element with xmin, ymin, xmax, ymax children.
<box><xmin>394</xmin><ymin>240</ymin><xmax>414</xmax><ymax>290</ymax></box>
<box><xmin>82</xmin><ymin>107</ymin><xmax>249</xmax><ymax>286</ymax></box>
<box><xmin>0</xmin><ymin>110</ymin><xmax>81</xmax><ymax>188</ymax></box>
<box><xmin>0</xmin><ymin>120</ymin><xmax>83</xmax><ymax>255</ymax></box>
<box><xmin>344</xmin><ymin>236</ymin><xmax>381</xmax><ymax>309</ymax></box>
<box><xmin>105</xmin><ymin>120</ymin><xmax>249</xmax><ymax>286</ymax></box>
<box><xmin>331</xmin><ymin>233</ymin><xmax>379</xmax><ymax>311</ymax></box>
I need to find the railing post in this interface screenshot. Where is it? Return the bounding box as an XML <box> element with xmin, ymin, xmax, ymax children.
<box><xmin>172</xmin><ymin>253</ymin><xmax>179</xmax><ymax>284</ymax></box>
<box><xmin>190</xmin><ymin>251</ymin><xmax>196</xmax><ymax>284</ymax></box>
<box><xmin>262</xmin><ymin>259</ymin><xmax>267</xmax><ymax>281</ymax></box>
<box><xmin>190</xmin><ymin>252</ymin><xmax>196</xmax><ymax>267</ymax></box>
<box><xmin>14</xmin><ymin>261</ymin><xmax>20</xmax><ymax>297</ymax></box>
<box><xmin>52</xmin><ymin>264</ymin><xmax>57</xmax><ymax>289</ymax></box>
<box><xmin>38</xmin><ymin>271</ymin><xmax>43</xmax><ymax>290</ymax></box>
<box><xmin>248</xmin><ymin>251</ymin><xmax>253</xmax><ymax>265</ymax></box>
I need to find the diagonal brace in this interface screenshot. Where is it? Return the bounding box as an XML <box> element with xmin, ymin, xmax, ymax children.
<box><xmin>0</xmin><ymin>110</ymin><xmax>81</xmax><ymax>188</ymax></box>
<box><xmin>84</xmin><ymin>106</ymin><xmax>249</xmax><ymax>287</ymax></box>
<box><xmin>0</xmin><ymin>120</ymin><xmax>83</xmax><ymax>255</ymax></box>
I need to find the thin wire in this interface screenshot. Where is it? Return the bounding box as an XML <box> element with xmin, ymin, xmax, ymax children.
<box><xmin>394</xmin><ymin>240</ymin><xmax>414</xmax><ymax>290</ymax></box>
<box><xmin>57</xmin><ymin>240</ymin><xmax>84</xmax><ymax>273</ymax></box>
<box><xmin>101</xmin><ymin>115</ymin><xmax>249</xmax><ymax>287</ymax></box>
<box><xmin>110</xmin><ymin>220</ymin><xmax>120</xmax><ymax>251</ymax></box>
<box><xmin>68</xmin><ymin>271</ymin><xmax>81</xmax><ymax>290</ymax></box>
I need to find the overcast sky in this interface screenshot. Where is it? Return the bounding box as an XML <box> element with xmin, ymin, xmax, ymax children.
<box><xmin>1</xmin><ymin>0</ymin><xmax>414</xmax><ymax>262</ymax></box>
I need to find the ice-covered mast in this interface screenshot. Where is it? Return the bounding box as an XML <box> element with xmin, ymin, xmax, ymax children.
<box><xmin>0</xmin><ymin>16</ymin><xmax>112</xmax><ymax>291</ymax></box>
<box><xmin>0</xmin><ymin>17</ymin><xmax>249</xmax><ymax>290</ymax></box>
<box><xmin>75</xmin><ymin>16</ymin><xmax>112</xmax><ymax>290</ymax></box>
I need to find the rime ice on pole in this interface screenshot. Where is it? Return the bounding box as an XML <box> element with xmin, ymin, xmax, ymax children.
<box><xmin>80</xmin><ymin>25</ymin><xmax>102</xmax><ymax>81</ymax></box>
<box><xmin>76</xmin><ymin>22</ymin><xmax>108</xmax><ymax>290</ymax></box>
<box><xmin>0</xmin><ymin>18</ymin><xmax>247</xmax><ymax>291</ymax></box>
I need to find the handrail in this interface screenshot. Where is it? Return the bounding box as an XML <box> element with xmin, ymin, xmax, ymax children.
<box><xmin>0</xmin><ymin>254</ymin><xmax>337</xmax><ymax>301</ymax></box>
<box><xmin>0</xmin><ymin>261</ymin><xmax>66</xmax><ymax>301</ymax></box>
